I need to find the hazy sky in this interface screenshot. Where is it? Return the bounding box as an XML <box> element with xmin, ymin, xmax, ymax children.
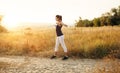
<box><xmin>0</xmin><ymin>0</ymin><xmax>120</xmax><ymax>28</ymax></box>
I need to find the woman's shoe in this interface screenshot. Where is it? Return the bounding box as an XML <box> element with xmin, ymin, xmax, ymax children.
<box><xmin>51</xmin><ymin>55</ymin><xmax>56</xmax><ymax>59</ymax></box>
<box><xmin>62</xmin><ymin>56</ymin><xmax>69</xmax><ymax>60</ymax></box>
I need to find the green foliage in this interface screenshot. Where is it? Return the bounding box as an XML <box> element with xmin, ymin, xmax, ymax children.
<box><xmin>90</xmin><ymin>45</ymin><xmax>110</xmax><ymax>58</ymax></box>
<box><xmin>75</xmin><ymin>17</ymin><xmax>84</xmax><ymax>27</ymax></box>
<box><xmin>75</xmin><ymin>5</ymin><xmax>120</xmax><ymax>27</ymax></box>
<box><xmin>93</xmin><ymin>18</ymin><xmax>101</xmax><ymax>26</ymax></box>
<box><xmin>75</xmin><ymin>17</ymin><xmax>93</xmax><ymax>27</ymax></box>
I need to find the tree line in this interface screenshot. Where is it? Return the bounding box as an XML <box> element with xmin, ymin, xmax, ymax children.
<box><xmin>75</xmin><ymin>6</ymin><xmax>120</xmax><ymax>27</ymax></box>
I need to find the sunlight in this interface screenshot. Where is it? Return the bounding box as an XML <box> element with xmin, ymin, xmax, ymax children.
<box><xmin>2</xmin><ymin>14</ymin><xmax>19</xmax><ymax>29</ymax></box>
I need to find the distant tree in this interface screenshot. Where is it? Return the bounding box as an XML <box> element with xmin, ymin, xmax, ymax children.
<box><xmin>75</xmin><ymin>5</ymin><xmax>120</xmax><ymax>27</ymax></box>
<box><xmin>89</xmin><ymin>21</ymin><xmax>94</xmax><ymax>27</ymax></box>
<box><xmin>75</xmin><ymin>17</ymin><xmax>84</xmax><ymax>27</ymax></box>
<box><xmin>106</xmin><ymin>16</ymin><xmax>112</xmax><ymax>26</ymax></box>
<box><xmin>100</xmin><ymin>16</ymin><xmax>106</xmax><ymax>26</ymax></box>
<box><xmin>93</xmin><ymin>18</ymin><xmax>101</xmax><ymax>27</ymax></box>
<box><xmin>117</xmin><ymin>6</ymin><xmax>120</xmax><ymax>16</ymax></box>
<box><xmin>103</xmin><ymin>12</ymin><xmax>111</xmax><ymax>17</ymax></box>
<box><xmin>82</xmin><ymin>19</ymin><xmax>93</xmax><ymax>27</ymax></box>
<box><xmin>116</xmin><ymin>6</ymin><xmax>120</xmax><ymax>25</ymax></box>
<box><xmin>111</xmin><ymin>8</ymin><xmax>117</xmax><ymax>16</ymax></box>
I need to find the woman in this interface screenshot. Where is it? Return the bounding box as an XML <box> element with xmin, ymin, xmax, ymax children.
<box><xmin>51</xmin><ymin>15</ymin><xmax>69</xmax><ymax>60</ymax></box>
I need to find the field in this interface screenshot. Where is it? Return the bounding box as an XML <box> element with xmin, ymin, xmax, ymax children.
<box><xmin>0</xmin><ymin>26</ymin><xmax>120</xmax><ymax>58</ymax></box>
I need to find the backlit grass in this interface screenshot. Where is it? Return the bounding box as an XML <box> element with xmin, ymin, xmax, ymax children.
<box><xmin>0</xmin><ymin>26</ymin><xmax>120</xmax><ymax>58</ymax></box>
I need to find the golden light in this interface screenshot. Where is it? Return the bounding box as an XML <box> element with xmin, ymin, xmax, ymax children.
<box><xmin>0</xmin><ymin>15</ymin><xmax>3</xmax><ymax>22</ymax></box>
<box><xmin>2</xmin><ymin>14</ymin><xmax>19</xmax><ymax>29</ymax></box>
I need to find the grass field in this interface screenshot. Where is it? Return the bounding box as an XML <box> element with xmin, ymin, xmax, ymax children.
<box><xmin>0</xmin><ymin>26</ymin><xmax>120</xmax><ymax>58</ymax></box>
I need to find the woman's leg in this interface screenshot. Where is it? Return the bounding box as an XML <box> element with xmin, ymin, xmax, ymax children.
<box><xmin>54</xmin><ymin>37</ymin><xmax>60</xmax><ymax>56</ymax></box>
<box><xmin>59</xmin><ymin>35</ymin><xmax>68</xmax><ymax>56</ymax></box>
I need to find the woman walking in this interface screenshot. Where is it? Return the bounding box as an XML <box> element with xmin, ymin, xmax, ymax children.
<box><xmin>51</xmin><ymin>15</ymin><xmax>69</xmax><ymax>60</ymax></box>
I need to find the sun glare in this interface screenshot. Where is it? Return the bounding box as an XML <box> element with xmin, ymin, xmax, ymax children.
<box><xmin>2</xmin><ymin>14</ymin><xmax>19</xmax><ymax>29</ymax></box>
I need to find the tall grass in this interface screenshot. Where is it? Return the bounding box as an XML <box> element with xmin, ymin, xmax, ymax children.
<box><xmin>93</xmin><ymin>59</ymin><xmax>120</xmax><ymax>73</ymax></box>
<box><xmin>0</xmin><ymin>26</ymin><xmax>120</xmax><ymax>58</ymax></box>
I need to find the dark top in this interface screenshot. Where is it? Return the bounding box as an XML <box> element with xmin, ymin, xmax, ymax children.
<box><xmin>56</xmin><ymin>24</ymin><xmax>63</xmax><ymax>36</ymax></box>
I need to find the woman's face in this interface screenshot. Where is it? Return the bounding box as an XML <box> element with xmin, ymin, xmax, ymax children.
<box><xmin>56</xmin><ymin>17</ymin><xmax>59</xmax><ymax>21</ymax></box>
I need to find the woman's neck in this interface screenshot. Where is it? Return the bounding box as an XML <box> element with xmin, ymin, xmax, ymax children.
<box><xmin>56</xmin><ymin>21</ymin><xmax>62</xmax><ymax>26</ymax></box>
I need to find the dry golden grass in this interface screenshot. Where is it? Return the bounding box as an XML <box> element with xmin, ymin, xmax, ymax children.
<box><xmin>0</xmin><ymin>26</ymin><xmax>120</xmax><ymax>58</ymax></box>
<box><xmin>93</xmin><ymin>59</ymin><xmax>120</xmax><ymax>73</ymax></box>
<box><xmin>0</xmin><ymin>62</ymin><xmax>10</xmax><ymax>69</ymax></box>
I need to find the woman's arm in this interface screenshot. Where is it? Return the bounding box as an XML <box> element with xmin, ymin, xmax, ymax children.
<box><xmin>48</xmin><ymin>24</ymin><xmax>56</xmax><ymax>27</ymax></box>
<box><xmin>61</xmin><ymin>22</ymin><xmax>68</xmax><ymax>27</ymax></box>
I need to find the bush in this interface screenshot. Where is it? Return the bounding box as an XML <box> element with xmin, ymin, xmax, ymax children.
<box><xmin>90</xmin><ymin>45</ymin><xmax>110</xmax><ymax>58</ymax></box>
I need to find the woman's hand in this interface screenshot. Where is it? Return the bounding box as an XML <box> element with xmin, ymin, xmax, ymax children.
<box><xmin>64</xmin><ymin>24</ymin><xmax>68</xmax><ymax>27</ymax></box>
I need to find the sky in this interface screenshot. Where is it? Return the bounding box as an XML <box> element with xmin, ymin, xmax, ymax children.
<box><xmin>0</xmin><ymin>0</ymin><xmax>120</xmax><ymax>29</ymax></box>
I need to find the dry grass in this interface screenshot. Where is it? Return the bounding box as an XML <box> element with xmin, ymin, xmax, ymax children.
<box><xmin>93</xmin><ymin>59</ymin><xmax>120</xmax><ymax>73</ymax></box>
<box><xmin>0</xmin><ymin>62</ymin><xmax>10</xmax><ymax>69</ymax></box>
<box><xmin>0</xmin><ymin>26</ymin><xmax>120</xmax><ymax>58</ymax></box>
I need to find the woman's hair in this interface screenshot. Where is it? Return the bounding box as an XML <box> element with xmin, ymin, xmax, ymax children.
<box><xmin>56</xmin><ymin>15</ymin><xmax>62</xmax><ymax>21</ymax></box>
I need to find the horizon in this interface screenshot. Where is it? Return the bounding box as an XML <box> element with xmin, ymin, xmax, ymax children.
<box><xmin>0</xmin><ymin>0</ymin><xmax>120</xmax><ymax>29</ymax></box>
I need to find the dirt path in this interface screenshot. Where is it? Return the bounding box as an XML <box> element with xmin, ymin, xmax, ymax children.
<box><xmin>0</xmin><ymin>56</ymin><xmax>119</xmax><ymax>73</ymax></box>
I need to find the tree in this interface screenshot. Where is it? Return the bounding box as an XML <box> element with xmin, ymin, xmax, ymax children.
<box><xmin>117</xmin><ymin>6</ymin><xmax>120</xmax><ymax>25</ymax></box>
<box><xmin>93</xmin><ymin>18</ymin><xmax>101</xmax><ymax>26</ymax></box>
<box><xmin>111</xmin><ymin>8</ymin><xmax>117</xmax><ymax>16</ymax></box>
<box><xmin>106</xmin><ymin>16</ymin><xmax>112</xmax><ymax>26</ymax></box>
<box><xmin>82</xmin><ymin>19</ymin><xmax>93</xmax><ymax>27</ymax></box>
<box><xmin>100</xmin><ymin>16</ymin><xmax>106</xmax><ymax>26</ymax></box>
<box><xmin>75</xmin><ymin>5</ymin><xmax>120</xmax><ymax>27</ymax></box>
<box><xmin>75</xmin><ymin>17</ymin><xmax>84</xmax><ymax>27</ymax></box>
<box><xmin>117</xmin><ymin>6</ymin><xmax>120</xmax><ymax>16</ymax></box>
